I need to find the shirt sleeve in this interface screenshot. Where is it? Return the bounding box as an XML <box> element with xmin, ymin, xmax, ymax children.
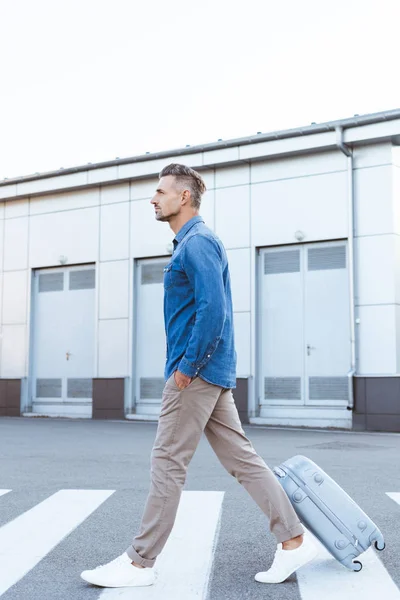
<box><xmin>177</xmin><ymin>234</ymin><xmax>226</xmax><ymax>378</ymax></box>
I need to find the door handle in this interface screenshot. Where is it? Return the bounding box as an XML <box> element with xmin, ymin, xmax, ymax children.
<box><xmin>307</xmin><ymin>344</ymin><xmax>316</xmax><ymax>356</ymax></box>
<box><xmin>66</xmin><ymin>351</ymin><xmax>72</xmax><ymax>361</ymax></box>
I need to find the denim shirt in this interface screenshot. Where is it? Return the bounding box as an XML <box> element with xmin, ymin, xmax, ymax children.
<box><xmin>164</xmin><ymin>215</ymin><xmax>237</xmax><ymax>389</ymax></box>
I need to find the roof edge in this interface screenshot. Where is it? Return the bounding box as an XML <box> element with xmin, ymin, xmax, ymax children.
<box><xmin>1</xmin><ymin>108</ymin><xmax>400</xmax><ymax>187</ymax></box>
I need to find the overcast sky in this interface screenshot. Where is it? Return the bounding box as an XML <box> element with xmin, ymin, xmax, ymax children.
<box><xmin>1</xmin><ymin>0</ymin><xmax>399</xmax><ymax>180</ymax></box>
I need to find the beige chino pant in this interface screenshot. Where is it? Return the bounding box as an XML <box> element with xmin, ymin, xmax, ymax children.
<box><xmin>126</xmin><ymin>374</ymin><xmax>304</xmax><ymax>568</ymax></box>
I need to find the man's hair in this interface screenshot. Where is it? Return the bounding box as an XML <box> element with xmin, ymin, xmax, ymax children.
<box><xmin>159</xmin><ymin>163</ymin><xmax>206</xmax><ymax>210</ymax></box>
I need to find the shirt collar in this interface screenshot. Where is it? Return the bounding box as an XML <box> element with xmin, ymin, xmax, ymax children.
<box><xmin>173</xmin><ymin>215</ymin><xmax>204</xmax><ymax>250</ymax></box>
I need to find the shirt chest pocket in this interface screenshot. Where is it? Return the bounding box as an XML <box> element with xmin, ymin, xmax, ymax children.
<box><xmin>163</xmin><ymin>262</ymin><xmax>188</xmax><ymax>292</ymax></box>
<box><xmin>163</xmin><ymin>264</ymin><xmax>174</xmax><ymax>290</ymax></box>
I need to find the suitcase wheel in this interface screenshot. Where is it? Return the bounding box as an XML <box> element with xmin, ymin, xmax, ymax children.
<box><xmin>353</xmin><ymin>561</ymin><xmax>363</xmax><ymax>572</ymax></box>
<box><xmin>374</xmin><ymin>540</ymin><xmax>386</xmax><ymax>551</ymax></box>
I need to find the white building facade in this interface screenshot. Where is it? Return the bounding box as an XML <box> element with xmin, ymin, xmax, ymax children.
<box><xmin>1</xmin><ymin>110</ymin><xmax>400</xmax><ymax>432</ymax></box>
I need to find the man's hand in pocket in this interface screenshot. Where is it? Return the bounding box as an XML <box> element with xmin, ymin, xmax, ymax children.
<box><xmin>174</xmin><ymin>370</ymin><xmax>193</xmax><ymax>390</ymax></box>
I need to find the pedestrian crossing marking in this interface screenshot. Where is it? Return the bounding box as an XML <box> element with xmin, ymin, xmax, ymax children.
<box><xmin>297</xmin><ymin>531</ymin><xmax>400</xmax><ymax>600</ymax></box>
<box><xmin>0</xmin><ymin>489</ymin><xmax>399</xmax><ymax>599</ymax></box>
<box><xmin>98</xmin><ymin>491</ymin><xmax>225</xmax><ymax>600</ymax></box>
<box><xmin>386</xmin><ymin>492</ymin><xmax>400</xmax><ymax>507</ymax></box>
<box><xmin>0</xmin><ymin>489</ymin><xmax>115</xmax><ymax>597</ymax></box>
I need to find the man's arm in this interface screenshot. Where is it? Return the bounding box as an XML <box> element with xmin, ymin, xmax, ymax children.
<box><xmin>177</xmin><ymin>235</ymin><xmax>226</xmax><ymax>378</ymax></box>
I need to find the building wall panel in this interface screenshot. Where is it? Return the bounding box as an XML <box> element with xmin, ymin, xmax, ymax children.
<box><xmin>98</xmin><ymin>318</ymin><xmax>129</xmax><ymax>377</ymax></box>
<box><xmin>16</xmin><ymin>172</ymin><xmax>87</xmax><ymax>196</ymax></box>
<box><xmin>5</xmin><ymin>199</ymin><xmax>29</xmax><ymax>219</ymax></box>
<box><xmin>226</xmin><ymin>248</ymin><xmax>251</xmax><ymax>313</ymax></box>
<box><xmin>251</xmin><ymin>150</ymin><xmax>346</xmax><ymax>184</ymax></box>
<box><xmin>88</xmin><ymin>166</ymin><xmax>118</xmax><ymax>184</ymax></box>
<box><xmin>130</xmin><ymin>178</ymin><xmax>158</xmax><ymax>201</ymax></box>
<box><xmin>29</xmin><ymin>207</ymin><xmax>99</xmax><ymax>268</ymax></box>
<box><xmin>99</xmin><ymin>260</ymin><xmax>129</xmax><ymax>320</ymax></box>
<box><xmin>215</xmin><ymin>164</ymin><xmax>250</xmax><ymax>188</ymax></box>
<box><xmin>357</xmin><ymin>305</ymin><xmax>397</xmax><ymax>374</ymax></box>
<box><xmin>1</xmin><ymin>324</ymin><xmax>26</xmax><ymax>377</ymax></box>
<box><xmin>353</xmin><ymin>142</ymin><xmax>392</xmax><ymax>169</ymax></box>
<box><xmin>200</xmin><ymin>189</ymin><xmax>215</xmax><ymax>231</ymax></box>
<box><xmin>355</xmin><ymin>235</ymin><xmax>396</xmax><ymax>306</ymax></box>
<box><xmin>354</xmin><ymin>166</ymin><xmax>393</xmax><ymax>236</ymax></box>
<box><xmin>100</xmin><ymin>182</ymin><xmax>129</xmax><ymax>205</ymax></box>
<box><xmin>30</xmin><ymin>188</ymin><xmax>99</xmax><ymax>215</ymax></box>
<box><xmin>100</xmin><ymin>201</ymin><xmax>130</xmax><ymax>261</ymax></box>
<box><xmin>233</xmin><ymin>312</ymin><xmax>251</xmax><ymax>376</ymax></box>
<box><xmin>131</xmin><ymin>198</ymin><xmax>174</xmax><ymax>258</ymax></box>
<box><xmin>393</xmin><ymin>166</ymin><xmax>400</xmax><ymax>234</ymax></box>
<box><xmin>4</xmin><ymin>217</ymin><xmax>28</xmax><ymax>271</ymax></box>
<box><xmin>2</xmin><ymin>270</ymin><xmax>27</xmax><ymax>324</ymax></box>
<box><xmin>215</xmin><ymin>186</ymin><xmax>250</xmax><ymax>249</ymax></box>
<box><xmin>251</xmin><ymin>171</ymin><xmax>347</xmax><ymax>247</ymax></box>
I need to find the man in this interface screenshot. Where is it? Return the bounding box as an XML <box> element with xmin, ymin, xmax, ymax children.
<box><xmin>81</xmin><ymin>164</ymin><xmax>317</xmax><ymax>588</ymax></box>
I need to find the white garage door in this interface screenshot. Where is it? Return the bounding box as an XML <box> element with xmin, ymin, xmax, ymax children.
<box><xmin>134</xmin><ymin>258</ymin><xmax>169</xmax><ymax>417</ymax></box>
<box><xmin>259</xmin><ymin>241</ymin><xmax>351</xmax><ymax>417</ymax></box>
<box><xmin>31</xmin><ymin>265</ymin><xmax>96</xmax><ymax>417</ymax></box>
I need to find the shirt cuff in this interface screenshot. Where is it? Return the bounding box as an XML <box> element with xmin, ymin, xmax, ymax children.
<box><xmin>177</xmin><ymin>358</ymin><xmax>198</xmax><ymax>378</ymax></box>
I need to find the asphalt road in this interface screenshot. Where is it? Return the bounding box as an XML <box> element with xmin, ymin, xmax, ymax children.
<box><xmin>0</xmin><ymin>417</ymin><xmax>399</xmax><ymax>600</ymax></box>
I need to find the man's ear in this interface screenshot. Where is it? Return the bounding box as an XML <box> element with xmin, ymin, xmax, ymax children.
<box><xmin>181</xmin><ymin>189</ymin><xmax>191</xmax><ymax>205</ymax></box>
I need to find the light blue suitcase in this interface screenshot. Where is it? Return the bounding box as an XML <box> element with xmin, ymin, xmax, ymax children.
<box><xmin>273</xmin><ymin>455</ymin><xmax>386</xmax><ymax>571</ymax></box>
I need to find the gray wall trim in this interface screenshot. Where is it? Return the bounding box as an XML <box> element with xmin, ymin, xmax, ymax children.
<box><xmin>93</xmin><ymin>378</ymin><xmax>125</xmax><ymax>420</ymax></box>
<box><xmin>234</xmin><ymin>378</ymin><xmax>249</xmax><ymax>424</ymax></box>
<box><xmin>0</xmin><ymin>379</ymin><xmax>22</xmax><ymax>417</ymax></box>
<box><xmin>353</xmin><ymin>377</ymin><xmax>400</xmax><ymax>432</ymax></box>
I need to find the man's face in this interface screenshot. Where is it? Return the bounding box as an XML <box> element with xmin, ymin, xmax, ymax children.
<box><xmin>151</xmin><ymin>175</ymin><xmax>182</xmax><ymax>222</ymax></box>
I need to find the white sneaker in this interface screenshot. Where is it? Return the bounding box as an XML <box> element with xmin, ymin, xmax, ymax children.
<box><xmin>255</xmin><ymin>535</ymin><xmax>318</xmax><ymax>584</ymax></box>
<box><xmin>81</xmin><ymin>552</ymin><xmax>155</xmax><ymax>588</ymax></box>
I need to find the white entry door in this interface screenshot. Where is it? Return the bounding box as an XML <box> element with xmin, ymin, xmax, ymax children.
<box><xmin>32</xmin><ymin>265</ymin><xmax>96</xmax><ymax>417</ymax></box>
<box><xmin>304</xmin><ymin>243</ymin><xmax>351</xmax><ymax>406</ymax></box>
<box><xmin>134</xmin><ymin>258</ymin><xmax>169</xmax><ymax>417</ymax></box>
<box><xmin>259</xmin><ymin>241</ymin><xmax>350</xmax><ymax>417</ymax></box>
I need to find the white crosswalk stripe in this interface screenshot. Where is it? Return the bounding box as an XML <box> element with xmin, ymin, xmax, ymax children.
<box><xmin>386</xmin><ymin>492</ymin><xmax>400</xmax><ymax>507</ymax></box>
<box><xmin>99</xmin><ymin>491</ymin><xmax>225</xmax><ymax>600</ymax></box>
<box><xmin>0</xmin><ymin>489</ymin><xmax>115</xmax><ymax>597</ymax></box>
<box><xmin>0</xmin><ymin>489</ymin><xmax>398</xmax><ymax>599</ymax></box>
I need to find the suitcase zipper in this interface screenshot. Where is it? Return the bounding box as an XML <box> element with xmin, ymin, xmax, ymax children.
<box><xmin>284</xmin><ymin>465</ymin><xmax>366</xmax><ymax>552</ymax></box>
